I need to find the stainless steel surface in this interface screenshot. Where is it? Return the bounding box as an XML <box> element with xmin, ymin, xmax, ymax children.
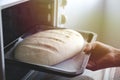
<box><xmin>0</xmin><ymin>0</ymin><xmax>29</xmax><ymax>9</ymax></box>
<box><xmin>0</xmin><ymin>0</ymin><xmax>29</xmax><ymax>80</ymax></box>
<box><xmin>70</xmin><ymin>75</ymin><xmax>94</xmax><ymax>80</ymax></box>
<box><xmin>0</xmin><ymin>7</ymin><xmax>5</xmax><ymax>80</ymax></box>
<box><xmin>22</xmin><ymin>70</ymin><xmax>95</xmax><ymax>80</ymax></box>
<box><xmin>113</xmin><ymin>67</ymin><xmax>120</xmax><ymax>80</ymax></box>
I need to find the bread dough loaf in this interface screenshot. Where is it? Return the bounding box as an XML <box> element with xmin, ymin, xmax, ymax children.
<box><xmin>14</xmin><ymin>29</ymin><xmax>85</xmax><ymax>65</ymax></box>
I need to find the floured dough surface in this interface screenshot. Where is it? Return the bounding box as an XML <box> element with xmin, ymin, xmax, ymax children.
<box><xmin>14</xmin><ymin>29</ymin><xmax>85</xmax><ymax>65</ymax></box>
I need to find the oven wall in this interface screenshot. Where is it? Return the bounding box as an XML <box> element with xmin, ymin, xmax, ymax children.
<box><xmin>29</xmin><ymin>0</ymin><xmax>56</xmax><ymax>26</ymax></box>
<box><xmin>2</xmin><ymin>0</ymin><xmax>56</xmax><ymax>47</ymax></box>
<box><xmin>3</xmin><ymin>1</ymin><xmax>56</xmax><ymax>80</ymax></box>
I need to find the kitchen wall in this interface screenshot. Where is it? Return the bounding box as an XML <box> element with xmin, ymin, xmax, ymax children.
<box><xmin>60</xmin><ymin>0</ymin><xmax>120</xmax><ymax>48</ymax></box>
<box><xmin>58</xmin><ymin>0</ymin><xmax>105</xmax><ymax>40</ymax></box>
<box><xmin>102</xmin><ymin>0</ymin><xmax>120</xmax><ymax>48</ymax></box>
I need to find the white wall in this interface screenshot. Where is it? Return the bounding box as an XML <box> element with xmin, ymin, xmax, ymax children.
<box><xmin>58</xmin><ymin>0</ymin><xmax>104</xmax><ymax>40</ymax></box>
<box><xmin>59</xmin><ymin>0</ymin><xmax>120</xmax><ymax>48</ymax></box>
<box><xmin>101</xmin><ymin>0</ymin><xmax>120</xmax><ymax>48</ymax></box>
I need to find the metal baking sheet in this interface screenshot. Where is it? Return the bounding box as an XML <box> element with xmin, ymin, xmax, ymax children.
<box><xmin>5</xmin><ymin>27</ymin><xmax>97</xmax><ymax>77</ymax></box>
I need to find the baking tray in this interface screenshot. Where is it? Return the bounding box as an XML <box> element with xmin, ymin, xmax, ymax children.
<box><xmin>5</xmin><ymin>27</ymin><xmax>97</xmax><ymax>77</ymax></box>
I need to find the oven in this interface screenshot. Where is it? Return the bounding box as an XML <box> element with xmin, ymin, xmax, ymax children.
<box><xmin>0</xmin><ymin>0</ymin><xmax>99</xmax><ymax>80</ymax></box>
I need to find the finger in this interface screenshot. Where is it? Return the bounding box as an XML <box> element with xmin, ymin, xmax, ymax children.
<box><xmin>86</xmin><ymin>61</ymin><xmax>98</xmax><ymax>71</ymax></box>
<box><xmin>86</xmin><ymin>63</ymin><xmax>96</xmax><ymax>71</ymax></box>
<box><xmin>84</xmin><ymin>43</ymin><xmax>92</xmax><ymax>53</ymax></box>
<box><xmin>86</xmin><ymin>64</ymin><xmax>98</xmax><ymax>71</ymax></box>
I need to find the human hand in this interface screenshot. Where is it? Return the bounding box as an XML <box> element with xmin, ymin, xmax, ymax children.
<box><xmin>84</xmin><ymin>41</ymin><xmax>119</xmax><ymax>71</ymax></box>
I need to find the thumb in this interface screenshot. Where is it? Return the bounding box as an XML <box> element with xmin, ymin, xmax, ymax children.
<box><xmin>84</xmin><ymin>43</ymin><xmax>92</xmax><ymax>54</ymax></box>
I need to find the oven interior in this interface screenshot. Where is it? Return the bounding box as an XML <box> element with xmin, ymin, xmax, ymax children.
<box><xmin>2</xmin><ymin>2</ymin><xmax>56</xmax><ymax>80</ymax></box>
<box><xmin>2</xmin><ymin>1</ymin><xmax>97</xmax><ymax>80</ymax></box>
